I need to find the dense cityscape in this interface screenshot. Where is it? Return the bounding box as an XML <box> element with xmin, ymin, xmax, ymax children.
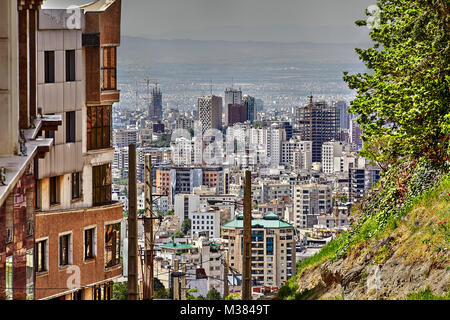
<box><xmin>1</xmin><ymin>0</ymin><xmax>448</xmax><ymax>304</ymax></box>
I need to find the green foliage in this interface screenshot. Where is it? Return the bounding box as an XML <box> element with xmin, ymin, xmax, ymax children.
<box><xmin>113</xmin><ymin>178</ymin><xmax>129</xmax><ymax>186</ymax></box>
<box><xmin>182</xmin><ymin>218</ymin><xmax>191</xmax><ymax>234</ymax></box>
<box><xmin>112</xmin><ymin>282</ymin><xmax>128</xmax><ymax>300</ymax></box>
<box><xmin>166</xmin><ymin>210</ymin><xmax>175</xmax><ymax>216</ymax></box>
<box><xmin>153</xmin><ymin>278</ymin><xmax>170</xmax><ymax>299</ymax></box>
<box><xmin>407</xmin><ymin>287</ymin><xmax>450</xmax><ymax>300</ymax></box>
<box><xmin>173</xmin><ymin>231</ymin><xmax>185</xmax><ymax>238</ymax></box>
<box><xmin>343</xmin><ymin>0</ymin><xmax>450</xmax><ymax>166</ymax></box>
<box><xmin>333</xmin><ymin>160</ymin><xmax>448</xmax><ymax>260</ymax></box>
<box><xmin>186</xmin><ymin>288</ymin><xmax>205</xmax><ymax>300</ymax></box>
<box><xmin>206</xmin><ymin>287</ymin><xmax>222</xmax><ymax>300</ymax></box>
<box><xmin>224</xmin><ymin>293</ymin><xmax>241</xmax><ymax>300</ymax></box>
<box><xmin>279</xmin><ymin>160</ymin><xmax>449</xmax><ymax>300</ymax></box>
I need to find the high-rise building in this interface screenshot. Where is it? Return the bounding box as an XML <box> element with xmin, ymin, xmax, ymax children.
<box><xmin>113</xmin><ymin>128</ymin><xmax>138</xmax><ymax>148</ymax></box>
<box><xmin>293</xmin><ymin>182</ymin><xmax>332</xmax><ymax>229</ymax></box>
<box><xmin>227</xmin><ymin>103</ymin><xmax>248</xmax><ymax>126</ymax></box>
<box><xmin>222</xmin><ymin>213</ymin><xmax>296</xmax><ymax>288</ymax></box>
<box><xmin>281</xmin><ymin>139</ymin><xmax>312</xmax><ymax>170</ymax></box>
<box><xmin>33</xmin><ymin>1</ymin><xmax>123</xmax><ymax>300</ymax></box>
<box><xmin>243</xmin><ymin>95</ymin><xmax>256</xmax><ymax>124</ymax></box>
<box><xmin>321</xmin><ymin>141</ymin><xmax>349</xmax><ymax>174</ymax></box>
<box><xmin>149</xmin><ymin>86</ymin><xmax>162</xmax><ymax>121</ymax></box>
<box><xmin>198</xmin><ymin>95</ymin><xmax>223</xmax><ymax>134</ymax></box>
<box><xmin>268</xmin><ymin>123</ymin><xmax>286</xmax><ymax>168</ymax></box>
<box><xmin>349</xmin><ymin>168</ymin><xmax>380</xmax><ymax>203</ymax></box>
<box><xmin>295</xmin><ymin>97</ymin><xmax>340</xmax><ymax>163</ymax></box>
<box><xmin>350</xmin><ymin>118</ymin><xmax>363</xmax><ymax>150</ymax></box>
<box><xmin>334</xmin><ymin>101</ymin><xmax>350</xmax><ymax>130</ymax></box>
<box><xmin>224</xmin><ymin>88</ymin><xmax>242</xmax><ymax>125</ymax></box>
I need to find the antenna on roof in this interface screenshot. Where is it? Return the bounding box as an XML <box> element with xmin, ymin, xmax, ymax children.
<box><xmin>308</xmin><ymin>92</ymin><xmax>314</xmax><ymax>106</ymax></box>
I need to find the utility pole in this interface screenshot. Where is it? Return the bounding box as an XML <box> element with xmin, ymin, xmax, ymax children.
<box><xmin>181</xmin><ymin>263</ymin><xmax>187</xmax><ymax>300</ymax></box>
<box><xmin>242</xmin><ymin>170</ymin><xmax>252</xmax><ymax>300</ymax></box>
<box><xmin>173</xmin><ymin>259</ymin><xmax>180</xmax><ymax>300</ymax></box>
<box><xmin>223</xmin><ymin>251</ymin><xmax>229</xmax><ymax>298</ymax></box>
<box><xmin>143</xmin><ymin>154</ymin><xmax>154</xmax><ymax>300</ymax></box>
<box><xmin>127</xmin><ymin>144</ymin><xmax>139</xmax><ymax>300</ymax></box>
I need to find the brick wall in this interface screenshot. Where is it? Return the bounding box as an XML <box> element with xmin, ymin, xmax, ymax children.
<box><xmin>34</xmin><ymin>202</ymin><xmax>122</xmax><ymax>300</ymax></box>
<box><xmin>0</xmin><ymin>170</ymin><xmax>35</xmax><ymax>300</ymax></box>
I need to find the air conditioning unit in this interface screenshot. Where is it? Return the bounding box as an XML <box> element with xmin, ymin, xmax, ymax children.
<box><xmin>26</xmin><ymin>220</ymin><xmax>34</xmax><ymax>237</ymax></box>
<box><xmin>6</xmin><ymin>228</ymin><xmax>13</xmax><ymax>244</ymax></box>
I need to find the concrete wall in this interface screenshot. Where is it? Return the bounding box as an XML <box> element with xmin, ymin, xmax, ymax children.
<box><xmin>0</xmin><ymin>0</ymin><xmax>19</xmax><ymax>156</ymax></box>
<box><xmin>37</xmin><ymin>26</ymin><xmax>84</xmax><ymax>180</ymax></box>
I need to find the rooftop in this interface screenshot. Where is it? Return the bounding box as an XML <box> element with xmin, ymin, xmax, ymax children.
<box><xmin>161</xmin><ymin>242</ymin><xmax>195</xmax><ymax>250</ymax></box>
<box><xmin>221</xmin><ymin>212</ymin><xmax>293</xmax><ymax>229</ymax></box>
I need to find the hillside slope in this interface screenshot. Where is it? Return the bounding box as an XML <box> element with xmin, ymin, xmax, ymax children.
<box><xmin>279</xmin><ymin>161</ymin><xmax>450</xmax><ymax>300</ymax></box>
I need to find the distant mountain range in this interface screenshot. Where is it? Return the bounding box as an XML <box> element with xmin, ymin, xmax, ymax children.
<box><xmin>118</xmin><ymin>36</ymin><xmax>371</xmax><ymax>66</ymax></box>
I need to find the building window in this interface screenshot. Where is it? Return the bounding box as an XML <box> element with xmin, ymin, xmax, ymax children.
<box><xmin>49</xmin><ymin>176</ymin><xmax>60</xmax><ymax>205</ymax></box>
<box><xmin>92</xmin><ymin>164</ymin><xmax>112</xmax><ymax>206</ymax></box>
<box><xmin>66</xmin><ymin>50</ymin><xmax>75</xmax><ymax>82</ymax></box>
<box><xmin>72</xmin><ymin>172</ymin><xmax>82</xmax><ymax>200</ymax></box>
<box><xmin>26</xmin><ymin>249</ymin><xmax>34</xmax><ymax>300</ymax></box>
<box><xmin>105</xmin><ymin>223</ymin><xmax>120</xmax><ymax>268</ymax></box>
<box><xmin>84</xmin><ymin>227</ymin><xmax>96</xmax><ymax>260</ymax></box>
<box><xmin>101</xmin><ymin>47</ymin><xmax>117</xmax><ymax>91</ymax></box>
<box><xmin>35</xmin><ymin>239</ymin><xmax>48</xmax><ymax>273</ymax></box>
<box><xmin>66</xmin><ymin>111</ymin><xmax>76</xmax><ymax>143</ymax></box>
<box><xmin>87</xmin><ymin>105</ymin><xmax>111</xmax><ymax>150</ymax></box>
<box><xmin>59</xmin><ymin>233</ymin><xmax>72</xmax><ymax>267</ymax></box>
<box><xmin>5</xmin><ymin>256</ymin><xmax>13</xmax><ymax>300</ymax></box>
<box><xmin>44</xmin><ymin>51</ymin><xmax>55</xmax><ymax>83</ymax></box>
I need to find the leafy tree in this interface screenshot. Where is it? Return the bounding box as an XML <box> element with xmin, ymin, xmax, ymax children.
<box><xmin>186</xmin><ymin>288</ymin><xmax>205</xmax><ymax>300</ymax></box>
<box><xmin>173</xmin><ymin>231</ymin><xmax>185</xmax><ymax>238</ymax></box>
<box><xmin>181</xmin><ymin>218</ymin><xmax>191</xmax><ymax>234</ymax></box>
<box><xmin>343</xmin><ymin>0</ymin><xmax>450</xmax><ymax>168</ymax></box>
<box><xmin>206</xmin><ymin>287</ymin><xmax>222</xmax><ymax>300</ymax></box>
<box><xmin>112</xmin><ymin>282</ymin><xmax>128</xmax><ymax>300</ymax></box>
<box><xmin>153</xmin><ymin>278</ymin><xmax>170</xmax><ymax>299</ymax></box>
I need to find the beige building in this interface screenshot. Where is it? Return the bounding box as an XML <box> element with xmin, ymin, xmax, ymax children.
<box><xmin>293</xmin><ymin>182</ymin><xmax>332</xmax><ymax>230</ymax></box>
<box><xmin>221</xmin><ymin>213</ymin><xmax>296</xmax><ymax>288</ymax></box>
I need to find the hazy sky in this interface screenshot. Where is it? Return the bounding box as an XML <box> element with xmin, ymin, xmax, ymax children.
<box><xmin>44</xmin><ymin>0</ymin><xmax>375</xmax><ymax>43</ymax></box>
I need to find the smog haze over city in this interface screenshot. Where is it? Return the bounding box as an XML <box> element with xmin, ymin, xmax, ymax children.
<box><xmin>45</xmin><ymin>0</ymin><xmax>375</xmax><ymax>111</ymax></box>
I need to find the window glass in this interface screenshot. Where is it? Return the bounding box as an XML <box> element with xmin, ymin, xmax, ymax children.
<box><xmin>26</xmin><ymin>249</ymin><xmax>34</xmax><ymax>300</ymax></box>
<box><xmin>36</xmin><ymin>240</ymin><xmax>47</xmax><ymax>272</ymax></box>
<box><xmin>5</xmin><ymin>256</ymin><xmax>13</xmax><ymax>300</ymax></box>
<box><xmin>44</xmin><ymin>51</ymin><xmax>55</xmax><ymax>83</ymax></box>
<box><xmin>66</xmin><ymin>111</ymin><xmax>76</xmax><ymax>143</ymax></box>
<box><xmin>66</xmin><ymin>50</ymin><xmax>75</xmax><ymax>82</ymax></box>
<box><xmin>85</xmin><ymin>228</ymin><xmax>95</xmax><ymax>260</ymax></box>
<box><xmin>105</xmin><ymin>223</ymin><xmax>120</xmax><ymax>268</ymax></box>
<box><xmin>59</xmin><ymin>234</ymin><xmax>71</xmax><ymax>266</ymax></box>
<box><xmin>87</xmin><ymin>106</ymin><xmax>111</xmax><ymax>150</ymax></box>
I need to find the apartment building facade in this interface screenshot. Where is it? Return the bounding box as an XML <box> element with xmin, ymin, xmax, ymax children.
<box><xmin>221</xmin><ymin>213</ymin><xmax>296</xmax><ymax>288</ymax></box>
<box><xmin>33</xmin><ymin>0</ymin><xmax>123</xmax><ymax>300</ymax></box>
<box><xmin>0</xmin><ymin>0</ymin><xmax>62</xmax><ymax>300</ymax></box>
<box><xmin>293</xmin><ymin>182</ymin><xmax>333</xmax><ymax>229</ymax></box>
